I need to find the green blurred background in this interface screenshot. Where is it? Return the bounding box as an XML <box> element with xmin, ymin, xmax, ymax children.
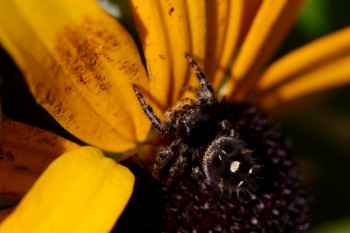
<box><xmin>277</xmin><ymin>1</ymin><xmax>350</xmax><ymax>232</ymax></box>
<box><xmin>1</xmin><ymin>0</ymin><xmax>350</xmax><ymax>232</ymax></box>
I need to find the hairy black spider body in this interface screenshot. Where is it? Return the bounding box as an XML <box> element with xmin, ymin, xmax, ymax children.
<box><xmin>132</xmin><ymin>53</ymin><xmax>261</xmax><ymax>196</ymax></box>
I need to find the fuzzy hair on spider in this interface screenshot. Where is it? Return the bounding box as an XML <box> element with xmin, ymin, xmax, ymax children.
<box><xmin>132</xmin><ymin>52</ymin><xmax>261</xmax><ymax>197</ymax></box>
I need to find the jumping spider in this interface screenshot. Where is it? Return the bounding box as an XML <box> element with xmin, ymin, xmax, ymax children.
<box><xmin>132</xmin><ymin>53</ymin><xmax>261</xmax><ymax>197</ymax></box>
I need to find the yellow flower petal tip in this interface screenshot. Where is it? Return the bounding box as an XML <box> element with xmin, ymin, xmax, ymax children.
<box><xmin>0</xmin><ymin>146</ymin><xmax>134</xmax><ymax>233</ymax></box>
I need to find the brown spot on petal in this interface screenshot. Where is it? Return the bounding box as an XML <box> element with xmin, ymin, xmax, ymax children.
<box><xmin>53</xmin><ymin>17</ymin><xmax>124</xmax><ymax>94</ymax></box>
<box><xmin>1</xmin><ymin>119</ymin><xmax>80</xmax><ymax>199</ymax></box>
<box><xmin>14</xmin><ymin>165</ymin><xmax>27</xmax><ymax>172</ymax></box>
<box><xmin>119</xmin><ymin>61</ymin><xmax>139</xmax><ymax>78</ymax></box>
<box><xmin>169</xmin><ymin>7</ymin><xmax>175</xmax><ymax>15</ymax></box>
<box><xmin>64</xmin><ymin>84</ymin><xmax>73</xmax><ymax>95</ymax></box>
<box><xmin>0</xmin><ymin>148</ymin><xmax>15</xmax><ymax>161</ymax></box>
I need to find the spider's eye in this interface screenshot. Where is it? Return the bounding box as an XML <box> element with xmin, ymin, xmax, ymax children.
<box><xmin>202</xmin><ymin>137</ymin><xmax>256</xmax><ymax>191</ymax></box>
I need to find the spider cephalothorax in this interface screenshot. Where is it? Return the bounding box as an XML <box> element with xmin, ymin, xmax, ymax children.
<box><xmin>133</xmin><ymin>53</ymin><xmax>261</xmax><ymax>196</ymax></box>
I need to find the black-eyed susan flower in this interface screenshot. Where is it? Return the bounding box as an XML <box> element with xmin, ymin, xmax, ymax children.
<box><xmin>1</xmin><ymin>0</ymin><xmax>350</xmax><ymax>232</ymax></box>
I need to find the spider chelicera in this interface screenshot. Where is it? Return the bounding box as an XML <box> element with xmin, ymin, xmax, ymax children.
<box><xmin>132</xmin><ymin>53</ymin><xmax>261</xmax><ymax>197</ymax></box>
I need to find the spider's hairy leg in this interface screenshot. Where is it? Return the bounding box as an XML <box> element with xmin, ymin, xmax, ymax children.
<box><xmin>154</xmin><ymin>139</ymin><xmax>191</xmax><ymax>184</ymax></box>
<box><xmin>153</xmin><ymin>143</ymin><xmax>179</xmax><ymax>180</ymax></box>
<box><xmin>166</xmin><ymin>155</ymin><xmax>188</xmax><ymax>185</ymax></box>
<box><xmin>184</xmin><ymin>52</ymin><xmax>216</xmax><ymax>104</ymax></box>
<box><xmin>192</xmin><ymin>166</ymin><xmax>210</xmax><ymax>185</ymax></box>
<box><xmin>132</xmin><ymin>83</ymin><xmax>166</xmax><ymax>133</ymax></box>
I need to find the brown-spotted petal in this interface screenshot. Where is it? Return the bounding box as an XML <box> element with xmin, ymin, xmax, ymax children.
<box><xmin>0</xmin><ymin>0</ymin><xmax>151</xmax><ymax>153</ymax></box>
<box><xmin>0</xmin><ymin>119</ymin><xmax>80</xmax><ymax>199</ymax></box>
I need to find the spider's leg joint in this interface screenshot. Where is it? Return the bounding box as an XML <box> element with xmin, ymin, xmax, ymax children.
<box><xmin>132</xmin><ymin>83</ymin><xmax>166</xmax><ymax>133</ymax></box>
<box><xmin>184</xmin><ymin>52</ymin><xmax>216</xmax><ymax>104</ymax></box>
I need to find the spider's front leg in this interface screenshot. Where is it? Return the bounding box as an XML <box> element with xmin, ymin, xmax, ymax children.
<box><xmin>166</xmin><ymin>153</ymin><xmax>189</xmax><ymax>185</ymax></box>
<box><xmin>153</xmin><ymin>148</ymin><xmax>174</xmax><ymax>180</ymax></box>
<box><xmin>184</xmin><ymin>52</ymin><xmax>217</xmax><ymax>105</ymax></box>
<box><xmin>132</xmin><ymin>84</ymin><xmax>167</xmax><ymax>134</ymax></box>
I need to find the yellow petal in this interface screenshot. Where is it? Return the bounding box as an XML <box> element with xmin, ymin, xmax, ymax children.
<box><xmin>227</xmin><ymin>0</ymin><xmax>305</xmax><ymax>100</ymax></box>
<box><xmin>0</xmin><ymin>0</ymin><xmax>151</xmax><ymax>152</ymax></box>
<box><xmin>130</xmin><ymin>0</ymin><xmax>206</xmax><ymax>113</ymax></box>
<box><xmin>208</xmin><ymin>0</ymin><xmax>262</xmax><ymax>91</ymax></box>
<box><xmin>256</xmin><ymin>27</ymin><xmax>350</xmax><ymax>110</ymax></box>
<box><xmin>0</xmin><ymin>119</ymin><xmax>80</xmax><ymax>199</ymax></box>
<box><xmin>0</xmin><ymin>146</ymin><xmax>134</xmax><ymax>233</ymax></box>
<box><xmin>205</xmin><ymin>0</ymin><xmax>230</xmax><ymax>88</ymax></box>
<box><xmin>184</xmin><ymin>0</ymin><xmax>207</xmax><ymax>91</ymax></box>
<box><xmin>258</xmin><ymin>26</ymin><xmax>350</xmax><ymax>91</ymax></box>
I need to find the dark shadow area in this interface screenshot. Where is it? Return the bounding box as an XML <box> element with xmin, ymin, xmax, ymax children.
<box><xmin>277</xmin><ymin>85</ymin><xmax>350</xmax><ymax>225</ymax></box>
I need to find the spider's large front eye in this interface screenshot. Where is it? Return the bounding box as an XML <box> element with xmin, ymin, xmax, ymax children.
<box><xmin>202</xmin><ymin>137</ymin><xmax>256</xmax><ymax>192</ymax></box>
